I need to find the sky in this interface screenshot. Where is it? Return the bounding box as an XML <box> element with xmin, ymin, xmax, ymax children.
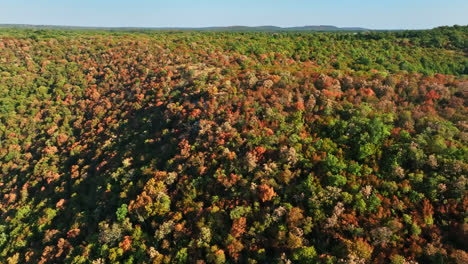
<box><xmin>1</xmin><ymin>0</ymin><xmax>467</xmax><ymax>29</ymax></box>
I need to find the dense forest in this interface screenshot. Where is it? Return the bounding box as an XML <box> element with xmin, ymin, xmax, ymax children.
<box><xmin>0</xmin><ymin>26</ymin><xmax>467</xmax><ymax>263</ymax></box>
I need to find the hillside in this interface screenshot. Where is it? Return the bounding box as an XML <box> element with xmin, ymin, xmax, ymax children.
<box><xmin>0</xmin><ymin>26</ymin><xmax>467</xmax><ymax>263</ymax></box>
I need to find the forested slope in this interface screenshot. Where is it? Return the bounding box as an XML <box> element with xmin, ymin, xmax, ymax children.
<box><xmin>0</xmin><ymin>26</ymin><xmax>467</xmax><ymax>263</ymax></box>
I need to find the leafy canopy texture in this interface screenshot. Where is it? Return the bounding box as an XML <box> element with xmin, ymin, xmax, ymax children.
<box><xmin>0</xmin><ymin>26</ymin><xmax>467</xmax><ymax>263</ymax></box>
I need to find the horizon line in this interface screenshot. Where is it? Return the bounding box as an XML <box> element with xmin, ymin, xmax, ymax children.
<box><xmin>1</xmin><ymin>23</ymin><xmax>461</xmax><ymax>31</ymax></box>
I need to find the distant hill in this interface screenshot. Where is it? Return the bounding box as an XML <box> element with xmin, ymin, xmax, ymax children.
<box><xmin>198</xmin><ymin>25</ymin><xmax>370</xmax><ymax>32</ymax></box>
<box><xmin>0</xmin><ymin>24</ymin><xmax>371</xmax><ymax>32</ymax></box>
<box><xmin>287</xmin><ymin>25</ymin><xmax>367</xmax><ymax>31</ymax></box>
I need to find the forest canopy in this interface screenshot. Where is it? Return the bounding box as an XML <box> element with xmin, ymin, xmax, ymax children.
<box><xmin>0</xmin><ymin>26</ymin><xmax>467</xmax><ymax>263</ymax></box>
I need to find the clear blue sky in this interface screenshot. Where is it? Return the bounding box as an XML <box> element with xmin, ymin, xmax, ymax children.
<box><xmin>1</xmin><ymin>0</ymin><xmax>467</xmax><ymax>29</ymax></box>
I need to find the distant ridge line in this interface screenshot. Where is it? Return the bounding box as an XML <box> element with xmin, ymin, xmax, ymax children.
<box><xmin>0</xmin><ymin>24</ymin><xmax>387</xmax><ymax>32</ymax></box>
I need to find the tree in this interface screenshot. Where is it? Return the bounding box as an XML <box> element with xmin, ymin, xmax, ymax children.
<box><xmin>291</xmin><ymin>246</ymin><xmax>317</xmax><ymax>263</ymax></box>
<box><xmin>116</xmin><ymin>204</ymin><xmax>128</xmax><ymax>222</ymax></box>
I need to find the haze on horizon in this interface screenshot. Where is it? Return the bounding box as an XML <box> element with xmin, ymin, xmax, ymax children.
<box><xmin>1</xmin><ymin>0</ymin><xmax>467</xmax><ymax>30</ymax></box>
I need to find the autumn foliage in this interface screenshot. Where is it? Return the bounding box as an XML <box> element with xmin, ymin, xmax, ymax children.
<box><xmin>0</xmin><ymin>26</ymin><xmax>467</xmax><ymax>263</ymax></box>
